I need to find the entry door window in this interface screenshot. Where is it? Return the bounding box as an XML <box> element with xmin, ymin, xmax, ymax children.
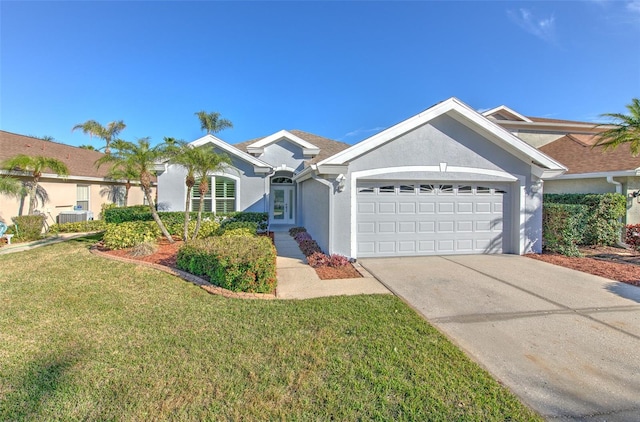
<box><xmin>272</xmin><ymin>186</ymin><xmax>294</xmax><ymax>223</ymax></box>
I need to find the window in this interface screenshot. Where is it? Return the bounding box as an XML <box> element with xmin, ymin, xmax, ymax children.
<box><xmin>191</xmin><ymin>176</ymin><xmax>236</xmax><ymax>213</ymax></box>
<box><xmin>419</xmin><ymin>184</ymin><xmax>435</xmax><ymax>194</ymax></box>
<box><xmin>438</xmin><ymin>184</ymin><xmax>454</xmax><ymax>194</ymax></box>
<box><xmin>358</xmin><ymin>187</ymin><xmax>374</xmax><ymax>194</ymax></box>
<box><xmin>476</xmin><ymin>186</ymin><xmax>491</xmax><ymax>194</ymax></box>
<box><xmin>378</xmin><ymin>185</ymin><xmax>395</xmax><ymax>194</ymax></box>
<box><xmin>399</xmin><ymin>184</ymin><xmax>415</xmax><ymax>194</ymax></box>
<box><xmin>271</xmin><ymin>176</ymin><xmax>293</xmax><ymax>184</ymax></box>
<box><xmin>457</xmin><ymin>185</ymin><xmax>473</xmax><ymax>194</ymax></box>
<box><xmin>76</xmin><ymin>185</ymin><xmax>89</xmax><ymax>211</ymax></box>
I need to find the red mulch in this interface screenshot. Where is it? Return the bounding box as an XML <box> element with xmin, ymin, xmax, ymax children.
<box><xmin>314</xmin><ymin>264</ymin><xmax>362</xmax><ymax>280</ymax></box>
<box><xmin>98</xmin><ymin>236</ymin><xmax>361</xmax><ymax>280</ymax></box>
<box><xmin>527</xmin><ymin>246</ymin><xmax>640</xmax><ymax>286</ymax></box>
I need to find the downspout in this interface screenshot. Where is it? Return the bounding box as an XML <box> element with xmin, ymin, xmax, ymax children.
<box><xmin>606</xmin><ymin>176</ymin><xmax>622</xmax><ymax>194</ymax></box>
<box><xmin>606</xmin><ymin>176</ymin><xmax>625</xmax><ymax>245</ymax></box>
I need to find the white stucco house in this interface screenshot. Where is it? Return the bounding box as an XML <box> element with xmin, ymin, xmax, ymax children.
<box><xmin>483</xmin><ymin>106</ymin><xmax>640</xmax><ymax>224</ymax></box>
<box><xmin>157</xmin><ymin>98</ymin><xmax>567</xmax><ymax>258</ymax></box>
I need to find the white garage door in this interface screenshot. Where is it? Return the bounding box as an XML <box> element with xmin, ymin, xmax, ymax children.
<box><xmin>356</xmin><ymin>182</ymin><xmax>507</xmax><ymax>257</ymax></box>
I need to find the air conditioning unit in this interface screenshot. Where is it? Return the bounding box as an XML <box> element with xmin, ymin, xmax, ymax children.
<box><xmin>57</xmin><ymin>211</ymin><xmax>94</xmax><ymax>224</ymax></box>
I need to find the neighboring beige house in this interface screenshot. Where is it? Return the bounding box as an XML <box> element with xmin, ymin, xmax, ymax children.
<box><xmin>0</xmin><ymin>130</ymin><xmax>152</xmax><ymax>226</ymax></box>
<box><xmin>483</xmin><ymin>106</ymin><xmax>640</xmax><ymax>224</ymax></box>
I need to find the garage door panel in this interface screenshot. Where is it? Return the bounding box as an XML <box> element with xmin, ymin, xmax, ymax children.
<box><xmin>356</xmin><ymin>182</ymin><xmax>507</xmax><ymax>257</ymax></box>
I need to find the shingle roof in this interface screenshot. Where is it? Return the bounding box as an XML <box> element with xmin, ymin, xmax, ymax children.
<box><xmin>539</xmin><ymin>134</ymin><xmax>640</xmax><ymax>174</ymax></box>
<box><xmin>527</xmin><ymin>116</ymin><xmax>598</xmax><ymax>126</ymax></box>
<box><xmin>233</xmin><ymin>129</ymin><xmax>351</xmax><ymax>166</ymax></box>
<box><xmin>0</xmin><ymin>130</ymin><xmax>111</xmax><ymax>178</ymax></box>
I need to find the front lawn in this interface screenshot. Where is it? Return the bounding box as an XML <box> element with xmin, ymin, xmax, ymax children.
<box><xmin>0</xmin><ymin>235</ymin><xmax>540</xmax><ymax>421</ymax></box>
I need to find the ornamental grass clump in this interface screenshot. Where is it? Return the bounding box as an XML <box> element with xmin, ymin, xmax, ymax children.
<box><xmin>11</xmin><ymin>215</ymin><xmax>46</xmax><ymax>242</ymax></box>
<box><xmin>176</xmin><ymin>236</ymin><xmax>276</xmax><ymax>293</ymax></box>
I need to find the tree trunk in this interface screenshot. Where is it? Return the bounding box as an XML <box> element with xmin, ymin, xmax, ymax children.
<box><xmin>28</xmin><ymin>182</ymin><xmax>38</xmax><ymax>214</ymax></box>
<box><xmin>192</xmin><ymin>194</ymin><xmax>204</xmax><ymax>240</ymax></box>
<box><xmin>183</xmin><ymin>188</ymin><xmax>192</xmax><ymax>241</ymax></box>
<box><xmin>140</xmin><ymin>173</ymin><xmax>173</xmax><ymax>244</ymax></box>
<box><xmin>124</xmin><ymin>181</ymin><xmax>131</xmax><ymax>206</ymax></box>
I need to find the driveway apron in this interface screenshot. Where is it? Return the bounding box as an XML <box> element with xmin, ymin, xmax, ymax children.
<box><xmin>360</xmin><ymin>254</ymin><xmax>640</xmax><ymax>421</ymax></box>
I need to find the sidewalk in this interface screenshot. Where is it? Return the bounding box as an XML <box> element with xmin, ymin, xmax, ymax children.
<box><xmin>0</xmin><ymin>232</ymin><xmax>97</xmax><ymax>255</ymax></box>
<box><xmin>272</xmin><ymin>230</ymin><xmax>390</xmax><ymax>299</ymax></box>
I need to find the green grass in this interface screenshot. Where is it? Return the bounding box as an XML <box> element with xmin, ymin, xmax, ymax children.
<box><xmin>0</xmin><ymin>235</ymin><xmax>541</xmax><ymax>421</ymax></box>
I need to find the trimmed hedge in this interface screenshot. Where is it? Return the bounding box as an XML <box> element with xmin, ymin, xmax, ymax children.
<box><xmin>544</xmin><ymin>193</ymin><xmax>626</xmax><ymax>247</ymax></box>
<box><xmin>221</xmin><ymin>212</ymin><xmax>269</xmax><ymax>232</ymax></box>
<box><xmin>219</xmin><ymin>221</ymin><xmax>258</xmax><ymax>235</ymax></box>
<box><xmin>102</xmin><ymin>221</ymin><xmax>162</xmax><ymax>250</ymax></box>
<box><xmin>11</xmin><ymin>215</ymin><xmax>46</xmax><ymax>242</ymax></box>
<box><xmin>176</xmin><ymin>236</ymin><xmax>276</xmax><ymax>293</ymax></box>
<box><xmin>542</xmin><ymin>203</ymin><xmax>588</xmax><ymax>256</ymax></box>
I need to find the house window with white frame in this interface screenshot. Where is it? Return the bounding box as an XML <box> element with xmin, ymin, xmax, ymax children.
<box><xmin>76</xmin><ymin>185</ymin><xmax>89</xmax><ymax>211</ymax></box>
<box><xmin>191</xmin><ymin>176</ymin><xmax>236</xmax><ymax>213</ymax></box>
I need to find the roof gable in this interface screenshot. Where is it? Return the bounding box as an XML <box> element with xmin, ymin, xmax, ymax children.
<box><xmin>245</xmin><ymin>130</ymin><xmax>320</xmax><ymax>156</ymax></box>
<box><xmin>482</xmin><ymin>105</ymin><xmax>533</xmax><ymax>122</ymax></box>
<box><xmin>320</xmin><ymin>97</ymin><xmax>566</xmax><ymax>174</ymax></box>
<box><xmin>189</xmin><ymin>134</ymin><xmax>272</xmax><ymax>173</ymax></box>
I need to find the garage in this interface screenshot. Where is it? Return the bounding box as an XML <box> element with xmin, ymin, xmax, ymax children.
<box><xmin>356</xmin><ymin>182</ymin><xmax>508</xmax><ymax>257</ymax></box>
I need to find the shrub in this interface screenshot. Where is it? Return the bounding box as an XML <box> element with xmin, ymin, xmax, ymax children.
<box><xmin>11</xmin><ymin>215</ymin><xmax>46</xmax><ymax>242</ymax></box>
<box><xmin>307</xmin><ymin>252</ymin><xmax>331</xmax><ymax>268</ymax></box>
<box><xmin>219</xmin><ymin>220</ymin><xmax>258</xmax><ymax>235</ymax></box>
<box><xmin>329</xmin><ymin>254</ymin><xmax>350</xmax><ymax>267</ymax></box>
<box><xmin>164</xmin><ymin>219</ymin><xmax>220</xmax><ymax>239</ymax></box>
<box><xmin>294</xmin><ymin>231</ymin><xmax>312</xmax><ymax>242</ymax></box>
<box><xmin>103</xmin><ymin>205</ymin><xmax>152</xmax><ymax>224</ymax></box>
<box><xmin>221</xmin><ymin>228</ymin><xmax>256</xmax><ymax>237</ymax></box>
<box><xmin>544</xmin><ymin>193</ymin><xmax>626</xmax><ymax>246</ymax></box>
<box><xmin>542</xmin><ymin>203</ymin><xmax>588</xmax><ymax>256</ymax></box>
<box><xmin>625</xmin><ymin>225</ymin><xmax>640</xmax><ymax>250</ymax></box>
<box><xmin>220</xmin><ymin>212</ymin><xmax>269</xmax><ymax>232</ymax></box>
<box><xmin>289</xmin><ymin>227</ymin><xmax>307</xmax><ymax>237</ymax></box>
<box><xmin>49</xmin><ymin>220</ymin><xmax>108</xmax><ymax>234</ymax></box>
<box><xmin>102</xmin><ymin>221</ymin><xmax>162</xmax><ymax>250</ymax></box>
<box><xmin>176</xmin><ymin>236</ymin><xmax>276</xmax><ymax>293</ymax></box>
<box><xmin>298</xmin><ymin>239</ymin><xmax>322</xmax><ymax>257</ymax></box>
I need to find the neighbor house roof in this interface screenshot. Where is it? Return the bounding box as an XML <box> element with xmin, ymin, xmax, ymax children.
<box><xmin>539</xmin><ymin>134</ymin><xmax>640</xmax><ymax>175</ymax></box>
<box><xmin>234</xmin><ymin>130</ymin><xmax>351</xmax><ymax>166</ymax></box>
<box><xmin>0</xmin><ymin>130</ymin><xmax>112</xmax><ymax>179</ymax></box>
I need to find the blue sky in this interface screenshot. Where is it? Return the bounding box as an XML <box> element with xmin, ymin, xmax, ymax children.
<box><xmin>1</xmin><ymin>1</ymin><xmax>639</xmax><ymax>149</ymax></box>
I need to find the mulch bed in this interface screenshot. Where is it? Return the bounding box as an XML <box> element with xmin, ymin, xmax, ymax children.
<box><xmin>98</xmin><ymin>237</ymin><xmax>361</xmax><ymax>280</ymax></box>
<box><xmin>527</xmin><ymin>246</ymin><xmax>640</xmax><ymax>286</ymax></box>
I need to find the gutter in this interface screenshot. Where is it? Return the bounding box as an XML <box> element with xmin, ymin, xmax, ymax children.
<box><xmin>606</xmin><ymin>176</ymin><xmax>622</xmax><ymax>194</ymax></box>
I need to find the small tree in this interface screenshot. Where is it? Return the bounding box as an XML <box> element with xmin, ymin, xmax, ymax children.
<box><xmin>0</xmin><ymin>176</ymin><xmax>21</xmax><ymax>197</ymax></box>
<box><xmin>96</xmin><ymin>138</ymin><xmax>174</xmax><ymax>243</ymax></box>
<box><xmin>172</xmin><ymin>141</ymin><xmax>231</xmax><ymax>240</ymax></box>
<box><xmin>2</xmin><ymin>155</ymin><xmax>69</xmax><ymax>214</ymax></box>
<box><xmin>593</xmin><ymin>98</ymin><xmax>640</xmax><ymax>155</ymax></box>
<box><xmin>195</xmin><ymin>111</ymin><xmax>233</xmax><ymax>135</ymax></box>
<box><xmin>73</xmin><ymin>120</ymin><xmax>126</xmax><ymax>155</ymax></box>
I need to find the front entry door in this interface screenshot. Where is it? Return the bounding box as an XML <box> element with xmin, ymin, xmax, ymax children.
<box><xmin>271</xmin><ymin>186</ymin><xmax>295</xmax><ymax>224</ymax></box>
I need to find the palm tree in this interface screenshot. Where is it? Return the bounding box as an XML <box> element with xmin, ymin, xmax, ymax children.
<box><xmin>191</xmin><ymin>149</ymin><xmax>232</xmax><ymax>240</ymax></box>
<box><xmin>0</xmin><ymin>176</ymin><xmax>21</xmax><ymax>197</ymax></box>
<box><xmin>73</xmin><ymin>120</ymin><xmax>126</xmax><ymax>154</ymax></box>
<box><xmin>79</xmin><ymin>144</ymin><xmax>97</xmax><ymax>151</ymax></box>
<box><xmin>194</xmin><ymin>111</ymin><xmax>233</xmax><ymax>135</ymax></box>
<box><xmin>593</xmin><ymin>98</ymin><xmax>640</xmax><ymax>156</ymax></box>
<box><xmin>171</xmin><ymin>141</ymin><xmax>231</xmax><ymax>240</ymax></box>
<box><xmin>104</xmin><ymin>160</ymin><xmax>140</xmax><ymax>206</ymax></box>
<box><xmin>96</xmin><ymin>138</ymin><xmax>174</xmax><ymax>243</ymax></box>
<box><xmin>17</xmin><ymin>182</ymin><xmax>49</xmax><ymax>216</ymax></box>
<box><xmin>2</xmin><ymin>155</ymin><xmax>69</xmax><ymax>214</ymax></box>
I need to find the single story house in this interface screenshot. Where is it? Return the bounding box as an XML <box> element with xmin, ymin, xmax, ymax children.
<box><xmin>0</xmin><ymin>130</ymin><xmax>152</xmax><ymax>225</ymax></box>
<box><xmin>158</xmin><ymin>98</ymin><xmax>566</xmax><ymax>258</ymax></box>
<box><xmin>483</xmin><ymin>106</ymin><xmax>640</xmax><ymax>224</ymax></box>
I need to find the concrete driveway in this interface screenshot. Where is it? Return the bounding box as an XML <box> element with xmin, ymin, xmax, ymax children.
<box><xmin>360</xmin><ymin>254</ymin><xmax>640</xmax><ymax>421</ymax></box>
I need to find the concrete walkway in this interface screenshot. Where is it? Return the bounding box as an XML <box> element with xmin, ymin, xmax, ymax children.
<box><xmin>0</xmin><ymin>232</ymin><xmax>97</xmax><ymax>255</ymax></box>
<box><xmin>272</xmin><ymin>230</ymin><xmax>390</xmax><ymax>299</ymax></box>
<box><xmin>360</xmin><ymin>254</ymin><xmax>640</xmax><ymax>421</ymax></box>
